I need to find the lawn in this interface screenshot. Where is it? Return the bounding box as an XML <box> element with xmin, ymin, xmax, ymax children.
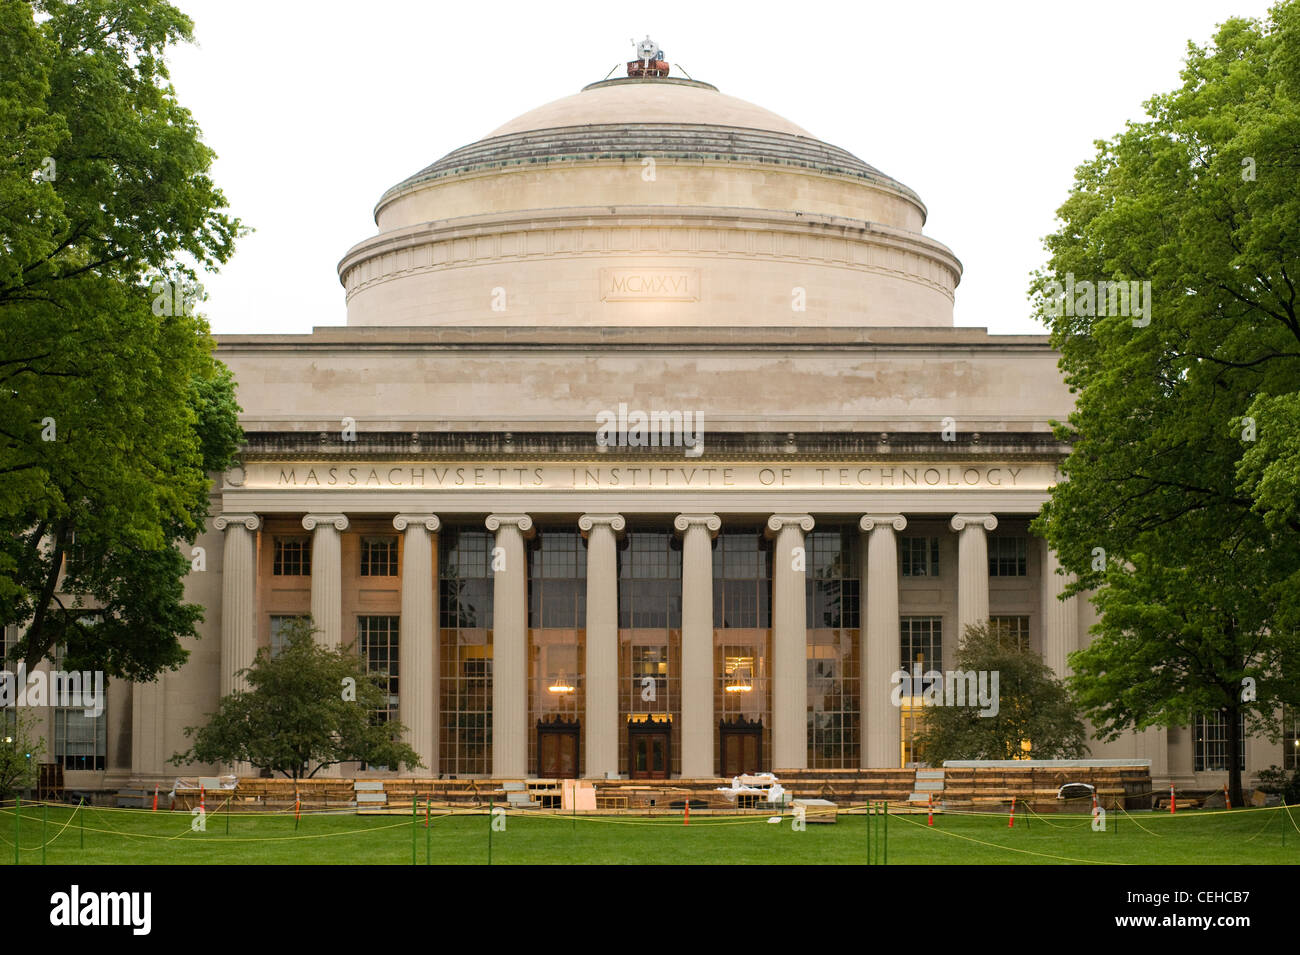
<box><xmin>2</xmin><ymin>802</ymin><xmax>1296</xmax><ymax>865</ymax></box>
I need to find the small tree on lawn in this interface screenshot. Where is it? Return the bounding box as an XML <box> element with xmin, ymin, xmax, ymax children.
<box><xmin>913</xmin><ymin>621</ymin><xmax>1090</xmax><ymax>764</ymax></box>
<box><xmin>1</xmin><ymin>709</ymin><xmax>47</xmax><ymax>801</ymax></box>
<box><xmin>171</xmin><ymin>618</ymin><xmax>421</xmax><ymax>781</ymax></box>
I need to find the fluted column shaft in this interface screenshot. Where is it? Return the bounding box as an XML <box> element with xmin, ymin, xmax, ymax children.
<box><xmin>675</xmin><ymin>514</ymin><xmax>720</xmax><ymax>778</ymax></box>
<box><xmin>215</xmin><ymin>515</ymin><xmax>261</xmax><ymax>699</ymax></box>
<box><xmin>861</xmin><ymin>514</ymin><xmax>906</xmax><ymax>769</ymax></box>
<box><xmin>303</xmin><ymin>514</ymin><xmax>349</xmax><ymax>649</ymax></box>
<box><xmin>1040</xmin><ymin>541</ymin><xmax>1078</xmax><ymax>679</ymax></box>
<box><xmin>487</xmin><ymin>514</ymin><xmax>532</xmax><ymax>778</ymax></box>
<box><xmin>768</xmin><ymin>514</ymin><xmax>813</xmax><ymax>771</ymax></box>
<box><xmin>950</xmin><ymin>514</ymin><xmax>997</xmax><ymax>638</ymax></box>
<box><xmin>395</xmin><ymin>514</ymin><xmax>440</xmax><ymax>775</ymax></box>
<box><xmin>581</xmin><ymin>514</ymin><xmax>624</xmax><ymax>779</ymax></box>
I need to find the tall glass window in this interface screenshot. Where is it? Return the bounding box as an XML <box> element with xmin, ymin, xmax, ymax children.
<box><xmin>357</xmin><ymin>615</ymin><xmax>399</xmax><ymax>723</ymax></box>
<box><xmin>900</xmin><ymin>616</ymin><xmax>942</xmax><ymax>766</ymax></box>
<box><xmin>805</xmin><ymin>527</ymin><xmax>860</xmax><ymax>768</ymax></box>
<box><xmin>528</xmin><ymin>528</ymin><xmax>586</xmax><ymax>776</ymax></box>
<box><xmin>439</xmin><ymin>528</ymin><xmax>494</xmax><ymax>775</ymax></box>
<box><xmin>618</xmin><ymin>528</ymin><xmax>682</xmax><ymax>776</ymax></box>
<box><xmin>714</xmin><ymin>527</ymin><xmax>771</xmax><ymax>774</ymax></box>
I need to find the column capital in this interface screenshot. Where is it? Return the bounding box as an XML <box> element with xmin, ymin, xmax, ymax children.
<box><xmin>859</xmin><ymin>514</ymin><xmax>906</xmax><ymax>533</ymax></box>
<box><xmin>578</xmin><ymin>513</ymin><xmax>625</xmax><ymax>538</ymax></box>
<box><xmin>673</xmin><ymin>513</ymin><xmax>721</xmax><ymax>537</ymax></box>
<box><xmin>393</xmin><ymin>514</ymin><xmax>441</xmax><ymax>532</ymax></box>
<box><xmin>213</xmin><ymin>514</ymin><xmax>261</xmax><ymax>532</ymax></box>
<box><xmin>485</xmin><ymin>513</ymin><xmax>535</xmax><ymax>537</ymax></box>
<box><xmin>765</xmin><ymin>513</ymin><xmax>814</xmax><ymax>537</ymax></box>
<box><xmin>302</xmin><ymin>513</ymin><xmax>349</xmax><ymax>532</ymax></box>
<box><xmin>949</xmin><ymin>514</ymin><xmax>998</xmax><ymax>533</ymax></box>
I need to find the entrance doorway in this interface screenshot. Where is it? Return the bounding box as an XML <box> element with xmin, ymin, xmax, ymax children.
<box><xmin>719</xmin><ymin>717</ymin><xmax>763</xmax><ymax>776</ymax></box>
<box><xmin>627</xmin><ymin>716</ymin><xmax>672</xmax><ymax>779</ymax></box>
<box><xmin>537</xmin><ymin>719</ymin><xmax>579</xmax><ymax>777</ymax></box>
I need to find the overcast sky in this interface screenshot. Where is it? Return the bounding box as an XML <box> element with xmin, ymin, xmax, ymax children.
<box><xmin>167</xmin><ymin>0</ymin><xmax>1279</xmax><ymax>336</ymax></box>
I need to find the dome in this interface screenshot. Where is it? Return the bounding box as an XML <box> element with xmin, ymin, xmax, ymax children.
<box><xmin>489</xmin><ymin>77</ymin><xmax>814</xmax><ymax>138</ymax></box>
<box><xmin>340</xmin><ymin>66</ymin><xmax>962</xmax><ymax>329</ymax></box>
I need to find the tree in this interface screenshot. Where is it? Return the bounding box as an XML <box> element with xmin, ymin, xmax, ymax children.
<box><xmin>1028</xmin><ymin>2</ymin><xmax>1300</xmax><ymax>806</ymax></box>
<box><xmin>0</xmin><ymin>709</ymin><xmax>47</xmax><ymax>801</ymax></box>
<box><xmin>0</xmin><ymin>0</ymin><xmax>244</xmax><ymax>679</ymax></box>
<box><xmin>171</xmin><ymin>619</ymin><xmax>423</xmax><ymax>782</ymax></box>
<box><xmin>912</xmin><ymin>622</ymin><xmax>1088</xmax><ymax>764</ymax></box>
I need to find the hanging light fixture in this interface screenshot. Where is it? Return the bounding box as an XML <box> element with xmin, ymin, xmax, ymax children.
<box><xmin>548</xmin><ymin>669</ymin><xmax>575</xmax><ymax>694</ymax></box>
<box><xmin>725</xmin><ymin>656</ymin><xmax>753</xmax><ymax>693</ymax></box>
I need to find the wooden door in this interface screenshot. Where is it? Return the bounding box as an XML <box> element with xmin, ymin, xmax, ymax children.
<box><xmin>537</xmin><ymin>723</ymin><xmax>579</xmax><ymax>777</ymax></box>
<box><xmin>630</xmin><ymin>731</ymin><xmax>670</xmax><ymax>779</ymax></box>
<box><xmin>720</xmin><ymin>721</ymin><xmax>763</xmax><ymax>776</ymax></box>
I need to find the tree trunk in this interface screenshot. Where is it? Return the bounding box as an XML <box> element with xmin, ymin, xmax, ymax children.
<box><xmin>1226</xmin><ymin>703</ymin><xmax>1244</xmax><ymax>808</ymax></box>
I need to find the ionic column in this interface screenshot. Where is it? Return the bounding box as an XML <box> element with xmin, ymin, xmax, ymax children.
<box><xmin>861</xmin><ymin>514</ymin><xmax>906</xmax><ymax>769</ymax></box>
<box><xmin>950</xmin><ymin>514</ymin><xmax>998</xmax><ymax>638</ymax></box>
<box><xmin>767</xmin><ymin>514</ymin><xmax>814</xmax><ymax>771</ymax></box>
<box><xmin>394</xmin><ymin>514</ymin><xmax>440</xmax><ymax>776</ymax></box>
<box><xmin>486</xmin><ymin>514</ymin><xmax>532</xmax><ymax>778</ymax></box>
<box><xmin>580</xmin><ymin>513</ymin><xmax>625</xmax><ymax>779</ymax></box>
<box><xmin>213</xmin><ymin>514</ymin><xmax>261</xmax><ymax>699</ymax></box>
<box><xmin>302</xmin><ymin>514</ymin><xmax>349</xmax><ymax>649</ymax></box>
<box><xmin>213</xmin><ymin>514</ymin><xmax>259</xmax><ymax>778</ymax></box>
<box><xmin>1040</xmin><ymin>540</ymin><xmax>1078</xmax><ymax>679</ymax></box>
<box><xmin>674</xmin><ymin>513</ymin><xmax>720</xmax><ymax>778</ymax></box>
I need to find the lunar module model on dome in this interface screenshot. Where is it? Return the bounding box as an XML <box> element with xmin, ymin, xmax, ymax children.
<box><xmin>627</xmin><ymin>36</ymin><xmax>670</xmax><ymax>77</ymax></box>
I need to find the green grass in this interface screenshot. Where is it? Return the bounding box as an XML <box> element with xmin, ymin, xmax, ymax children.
<box><xmin>2</xmin><ymin>802</ymin><xmax>1297</xmax><ymax>864</ymax></box>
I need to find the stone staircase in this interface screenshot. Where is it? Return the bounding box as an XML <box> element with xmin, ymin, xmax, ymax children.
<box><xmin>907</xmin><ymin>768</ymin><xmax>945</xmax><ymax>812</ymax></box>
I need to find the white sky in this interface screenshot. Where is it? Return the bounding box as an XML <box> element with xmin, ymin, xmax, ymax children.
<box><xmin>167</xmin><ymin>0</ymin><xmax>1279</xmax><ymax>336</ymax></box>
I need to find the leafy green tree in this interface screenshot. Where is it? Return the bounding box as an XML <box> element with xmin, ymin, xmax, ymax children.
<box><xmin>0</xmin><ymin>709</ymin><xmax>47</xmax><ymax>801</ymax></box>
<box><xmin>913</xmin><ymin>622</ymin><xmax>1088</xmax><ymax>764</ymax></box>
<box><xmin>171</xmin><ymin>619</ymin><xmax>423</xmax><ymax>781</ymax></box>
<box><xmin>0</xmin><ymin>0</ymin><xmax>243</xmax><ymax>679</ymax></box>
<box><xmin>1028</xmin><ymin>2</ymin><xmax>1300</xmax><ymax>805</ymax></box>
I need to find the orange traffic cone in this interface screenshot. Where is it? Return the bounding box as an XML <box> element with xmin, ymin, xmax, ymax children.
<box><xmin>1223</xmin><ymin>784</ymin><xmax>1231</xmax><ymax>811</ymax></box>
<box><xmin>1170</xmin><ymin>784</ymin><xmax>1176</xmax><ymax>814</ymax></box>
<box><xmin>1008</xmin><ymin>795</ymin><xmax>1016</xmax><ymax>829</ymax></box>
<box><xmin>683</xmin><ymin>800</ymin><xmax>690</xmax><ymax>826</ymax></box>
<box><xmin>199</xmin><ymin>784</ymin><xmax>206</xmax><ymax>814</ymax></box>
<box><xmin>927</xmin><ymin>793</ymin><xmax>934</xmax><ymax>827</ymax></box>
<box><xmin>151</xmin><ymin>784</ymin><xmax>158</xmax><ymax>812</ymax></box>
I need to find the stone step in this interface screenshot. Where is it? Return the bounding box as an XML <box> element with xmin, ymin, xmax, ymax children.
<box><xmin>914</xmin><ymin>779</ymin><xmax>945</xmax><ymax>791</ymax></box>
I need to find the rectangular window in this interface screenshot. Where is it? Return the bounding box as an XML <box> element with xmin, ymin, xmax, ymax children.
<box><xmin>54</xmin><ymin>707</ymin><xmax>106</xmax><ymax>771</ymax></box>
<box><xmin>528</xmin><ymin>531</ymin><xmax>587</xmax><ymax>629</ymax></box>
<box><xmin>805</xmin><ymin>528</ymin><xmax>860</xmax><ymax>629</ymax></box>
<box><xmin>1194</xmin><ymin>712</ymin><xmax>1245</xmax><ymax>772</ymax></box>
<box><xmin>357</xmin><ymin>615</ymin><xmax>399</xmax><ymax>724</ymax></box>
<box><xmin>988</xmin><ymin>536</ymin><xmax>1027</xmax><ymax>577</ymax></box>
<box><xmin>713</xmin><ymin>529</ymin><xmax>771</xmax><ymax>629</ymax></box>
<box><xmin>273</xmin><ymin>537</ymin><xmax>311</xmax><ymax>576</ymax></box>
<box><xmin>269</xmin><ymin>615</ymin><xmax>308</xmax><ymax>658</ymax></box>
<box><xmin>360</xmin><ymin>536</ymin><xmax>398</xmax><ymax>577</ymax></box>
<box><xmin>900</xmin><ymin>617</ymin><xmax>942</xmax><ymax>672</ymax></box>
<box><xmin>899</xmin><ymin>537</ymin><xmax>940</xmax><ymax>578</ymax></box>
<box><xmin>988</xmin><ymin>615</ymin><xmax>1031</xmax><ymax>651</ymax></box>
